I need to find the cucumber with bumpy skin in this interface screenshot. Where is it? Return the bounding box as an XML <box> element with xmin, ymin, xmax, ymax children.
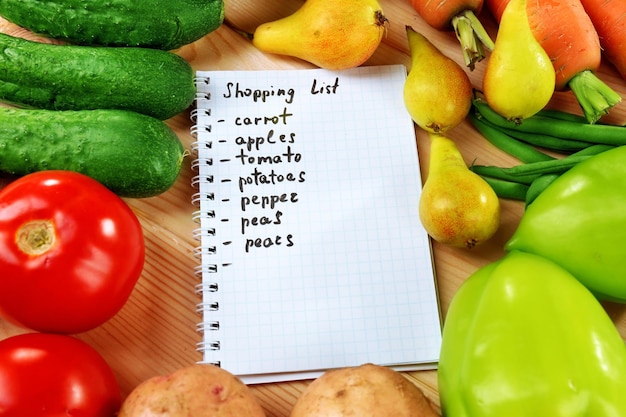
<box><xmin>0</xmin><ymin>107</ymin><xmax>186</xmax><ymax>198</ymax></box>
<box><xmin>0</xmin><ymin>0</ymin><xmax>224</xmax><ymax>50</ymax></box>
<box><xmin>0</xmin><ymin>33</ymin><xmax>195</xmax><ymax>120</ymax></box>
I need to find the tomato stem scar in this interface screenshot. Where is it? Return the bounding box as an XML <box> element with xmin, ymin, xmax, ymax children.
<box><xmin>16</xmin><ymin>220</ymin><xmax>56</xmax><ymax>255</ymax></box>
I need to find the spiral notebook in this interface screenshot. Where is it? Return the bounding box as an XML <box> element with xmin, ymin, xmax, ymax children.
<box><xmin>190</xmin><ymin>64</ymin><xmax>441</xmax><ymax>384</ymax></box>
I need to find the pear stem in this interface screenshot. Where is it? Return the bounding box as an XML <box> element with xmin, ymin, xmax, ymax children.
<box><xmin>451</xmin><ymin>10</ymin><xmax>495</xmax><ymax>71</ymax></box>
<box><xmin>374</xmin><ymin>10</ymin><xmax>389</xmax><ymax>28</ymax></box>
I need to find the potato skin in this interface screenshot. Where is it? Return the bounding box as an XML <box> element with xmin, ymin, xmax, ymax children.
<box><xmin>118</xmin><ymin>364</ymin><xmax>266</xmax><ymax>417</ymax></box>
<box><xmin>290</xmin><ymin>363</ymin><xmax>439</xmax><ymax>417</ymax></box>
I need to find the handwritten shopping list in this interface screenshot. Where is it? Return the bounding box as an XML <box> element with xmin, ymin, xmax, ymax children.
<box><xmin>192</xmin><ymin>66</ymin><xmax>441</xmax><ymax>383</ymax></box>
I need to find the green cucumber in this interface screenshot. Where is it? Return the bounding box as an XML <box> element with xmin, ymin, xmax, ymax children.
<box><xmin>0</xmin><ymin>107</ymin><xmax>186</xmax><ymax>198</ymax></box>
<box><xmin>0</xmin><ymin>0</ymin><xmax>224</xmax><ymax>50</ymax></box>
<box><xmin>0</xmin><ymin>33</ymin><xmax>195</xmax><ymax>120</ymax></box>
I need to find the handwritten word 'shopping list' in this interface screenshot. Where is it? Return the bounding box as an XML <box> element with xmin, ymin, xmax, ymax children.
<box><xmin>220</xmin><ymin>76</ymin><xmax>340</xmax><ymax>253</ymax></box>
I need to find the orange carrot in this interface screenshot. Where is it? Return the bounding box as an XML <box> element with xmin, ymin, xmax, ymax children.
<box><xmin>579</xmin><ymin>0</ymin><xmax>626</xmax><ymax>80</ymax></box>
<box><xmin>410</xmin><ymin>0</ymin><xmax>495</xmax><ymax>70</ymax></box>
<box><xmin>485</xmin><ymin>0</ymin><xmax>621</xmax><ymax>123</ymax></box>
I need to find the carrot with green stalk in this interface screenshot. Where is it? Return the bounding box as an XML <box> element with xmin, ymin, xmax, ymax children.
<box><xmin>485</xmin><ymin>0</ymin><xmax>622</xmax><ymax>124</ymax></box>
<box><xmin>409</xmin><ymin>0</ymin><xmax>495</xmax><ymax>70</ymax></box>
<box><xmin>579</xmin><ymin>0</ymin><xmax>626</xmax><ymax>81</ymax></box>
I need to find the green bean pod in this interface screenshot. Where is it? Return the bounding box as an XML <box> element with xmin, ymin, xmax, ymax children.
<box><xmin>469</xmin><ymin>112</ymin><xmax>555</xmax><ymax>163</ymax></box>
<box><xmin>480</xmin><ymin>176</ymin><xmax>529</xmax><ymax>201</ymax></box>
<box><xmin>525</xmin><ymin>174</ymin><xmax>559</xmax><ymax>207</ymax></box>
<box><xmin>472</xmin><ymin>155</ymin><xmax>592</xmax><ymax>185</ymax></box>
<box><xmin>473</xmin><ymin>98</ymin><xmax>626</xmax><ymax>146</ymax></box>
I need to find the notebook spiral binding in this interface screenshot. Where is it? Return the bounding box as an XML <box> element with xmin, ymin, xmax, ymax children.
<box><xmin>190</xmin><ymin>74</ymin><xmax>221</xmax><ymax>367</ymax></box>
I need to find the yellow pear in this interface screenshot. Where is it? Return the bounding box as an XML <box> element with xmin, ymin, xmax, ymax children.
<box><xmin>419</xmin><ymin>132</ymin><xmax>500</xmax><ymax>249</ymax></box>
<box><xmin>252</xmin><ymin>0</ymin><xmax>388</xmax><ymax>70</ymax></box>
<box><xmin>482</xmin><ymin>0</ymin><xmax>555</xmax><ymax>123</ymax></box>
<box><xmin>403</xmin><ymin>26</ymin><xmax>473</xmax><ymax>134</ymax></box>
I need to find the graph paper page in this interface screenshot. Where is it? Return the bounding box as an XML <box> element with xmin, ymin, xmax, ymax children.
<box><xmin>192</xmin><ymin>65</ymin><xmax>441</xmax><ymax>384</ymax></box>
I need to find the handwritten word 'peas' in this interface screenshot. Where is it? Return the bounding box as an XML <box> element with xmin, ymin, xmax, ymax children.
<box><xmin>241</xmin><ymin>210</ymin><xmax>283</xmax><ymax>234</ymax></box>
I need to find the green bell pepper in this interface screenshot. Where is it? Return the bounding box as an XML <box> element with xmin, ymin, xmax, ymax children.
<box><xmin>506</xmin><ymin>145</ymin><xmax>626</xmax><ymax>302</ymax></box>
<box><xmin>438</xmin><ymin>250</ymin><xmax>626</xmax><ymax>417</ymax></box>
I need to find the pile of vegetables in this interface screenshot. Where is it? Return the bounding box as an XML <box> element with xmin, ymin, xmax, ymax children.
<box><xmin>0</xmin><ymin>1</ymin><xmax>224</xmax><ymax>416</ymax></box>
<box><xmin>469</xmin><ymin>96</ymin><xmax>626</xmax><ymax>205</ymax></box>
<box><xmin>411</xmin><ymin>0</ymin><xmax>622</xmax><ymax>122</ymax></box>
<box><xmin>404</xmin><ymin>0</ymin><xmax>626</xmax><ymax>253</ymax></box>
<box><xmin>408</xmin><ymin>0</ymin><xmax>626</xmax><ymax>415</ymax></box>
<box><xmin>485</xmin><ymin>0</ymin><xmax>621</xmax><ymax>123</ymax></box>
<box><xmin>0</xmin><ymin>0</ymin><xmax>224</xmax><ymax>198</ymax></box>
<box><xmin>2</xmin><ymin>0</ymin><xmax>626</xmax><ymax>415</ymax></box>
<box><xmin>436</xmin><ymin>144</ymin><xmax>626</xmax><ymax>415</ymax></box>
<box><xmin>0</xmin><ymin>171</ymin><xmax>145</xmax><ymax>416</ymax></box>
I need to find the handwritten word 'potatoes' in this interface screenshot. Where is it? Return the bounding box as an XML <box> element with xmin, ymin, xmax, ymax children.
<box><xmin>238</xmin><ymin>168</ymin><xmax>306</xmax><ymax>193</ymax></box>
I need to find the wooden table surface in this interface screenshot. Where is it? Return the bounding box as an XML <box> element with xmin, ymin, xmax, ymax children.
<box><xmin>3</xmin><ymin>1</ymin><xmax>626</xmax><ymax>416</ymax></box>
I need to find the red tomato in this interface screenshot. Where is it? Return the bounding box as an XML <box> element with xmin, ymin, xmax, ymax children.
<box><xmin>0</xmin><ymin>171</ymin><xmax>145</xmax><ymax>334</ymax></box>
<box><xmin>0</xmin><ymin>333</ymin><xmax>121</xmax><ymax>416</ymax></box>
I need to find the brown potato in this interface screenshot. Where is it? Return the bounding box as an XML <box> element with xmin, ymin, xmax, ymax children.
<box><xmin>118</xmin><ymin>364</ymin><xmax>266</xmax><ymax>417</ymax></box>
<box><xmin>291</xmin><ymin>363</ymin><xmax>439</xmax><ymax>417</ymax></box>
